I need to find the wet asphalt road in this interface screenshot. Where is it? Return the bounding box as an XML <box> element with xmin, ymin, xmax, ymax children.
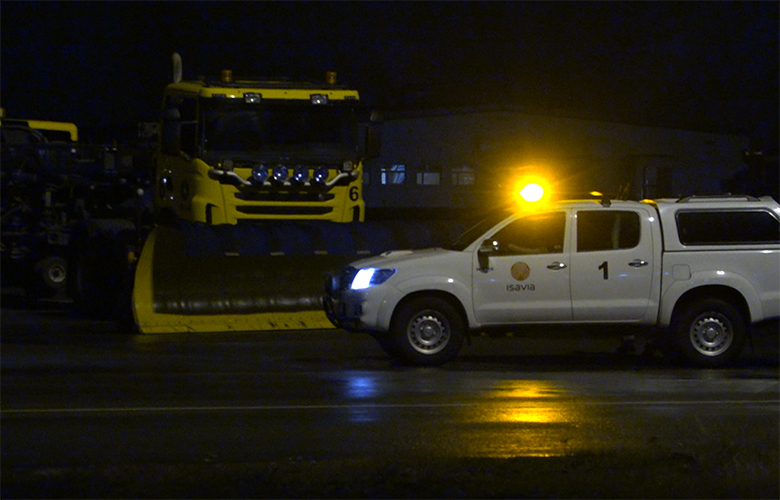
<box><xmin>1</xmin><ymin>303</ymin><xmax>778</xmax><ymax>498</ymax></box>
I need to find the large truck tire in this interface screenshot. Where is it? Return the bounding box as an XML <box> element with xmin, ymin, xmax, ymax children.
<box><xmin>31</xmin><ymin>254</ymin><xmax>69</xmax><ymax>300</ymax></box>
<box><xmin>68</xmin><ymin>219</ymin><xmax>138</xmax><ymax>327</ymax></box>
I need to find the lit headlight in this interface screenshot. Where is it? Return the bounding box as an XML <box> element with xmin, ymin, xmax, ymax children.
<box><xmin>351</xmin><ymin>268</ymin><xmax>396</xmax><ymax>290</ymax></box>
<box><xmin>272</xmin><ymin>165</ymin><xmax>289</xmax><ymax>183</ymax></box>
<box><xmin>292</xmin><ymin>165</ymin><xmax>309</xmax><ymax>184</ymax></box>
<box><xmin>310</xmin><ymin>94</ymin><xmax>328</xmax><ymax>105</ymax></box>
<box><xmin>312</xmin><ymin>166</ymin><xmax>329</xmax><ymax>185</ymax></box>
<box><xmin>251</xmin><ymin>165</ymin><xmax>269</xmax><ymax>184</ymax></box>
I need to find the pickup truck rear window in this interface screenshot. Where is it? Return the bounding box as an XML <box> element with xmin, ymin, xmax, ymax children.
<box><xmin>677</xmin><ymin>210</ymin><xmax>780</xmax><ymax>245</ymax></box>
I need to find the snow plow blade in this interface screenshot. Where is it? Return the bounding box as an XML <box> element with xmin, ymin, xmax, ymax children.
<box><xmin>132</xmin><ymin>219</ymin><xmax>466</xmax><ymax>334</ymax></box>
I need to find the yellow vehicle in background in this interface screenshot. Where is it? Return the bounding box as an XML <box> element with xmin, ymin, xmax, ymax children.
<box><xmin>0</xmin><ymin>111</ymin><xmax>78</xmax><ymax>301</ymax></box>
<box><xmin>155</xmin><ymin>62</ymin><xmax>364</xmax><ymax>225</ymax></box>
<box><xmin>74</xmin><ymin>54</ymin><xmax>377</xmax><ymax>333</ymax></box>
<box><xmin>1</xmin><ymin>109</ymin><xmax>148</xmax><ymax>304</ymax></box>
<box><xmin>0</xmin><ymin>108</ymin><xmax>79</xmax><ymax>142</ymax></box>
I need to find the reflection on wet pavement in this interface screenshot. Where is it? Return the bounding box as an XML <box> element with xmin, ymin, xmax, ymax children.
<box><xmin>454</xmin><ymin>380</ymin><xmax>621</xmax><ymax>458</ymax></box>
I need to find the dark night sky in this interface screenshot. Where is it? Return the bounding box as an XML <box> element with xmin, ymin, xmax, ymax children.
<box><xmin>2</xmin><ymin>1</ymin><xmax>778</xmax><ymax>148</ymax></box>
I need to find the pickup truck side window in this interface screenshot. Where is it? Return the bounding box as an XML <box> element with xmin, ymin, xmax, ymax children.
<box><xmin>677</xmin><ymin>210</ymin><xmax>780</xmax><ymax>245</ymax></box>
<box><xmin>487</xmin><ymin>212</ymin><xmax>565</xmax><ymax>255</ymax></box>
<box><xmin>577</xmin><ymin>211</ymin><xmax>640</xmax><ymax>252</ymax></box>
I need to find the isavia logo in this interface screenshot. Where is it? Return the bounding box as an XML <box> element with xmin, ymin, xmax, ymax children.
<box><xmin>511</xmin><ymin>262</ymin><xmax>531</xmax><ymax>281</ymax></box>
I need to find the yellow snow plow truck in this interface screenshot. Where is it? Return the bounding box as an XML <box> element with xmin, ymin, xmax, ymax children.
<box><xmin>70</xmin><ymin>55</ymin><xmax>388</xmax><ymax>333</ymax></box>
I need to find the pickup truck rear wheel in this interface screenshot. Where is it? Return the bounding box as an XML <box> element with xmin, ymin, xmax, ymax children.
<box><xmin>674</xmin><ymin>298</ymin><xmax>746</xmax><ymax>367</ymax></box>
<box><xmin>390</xmin><ymin>296</ymin><xmax>465</xmax><ymax>366</ymax></box>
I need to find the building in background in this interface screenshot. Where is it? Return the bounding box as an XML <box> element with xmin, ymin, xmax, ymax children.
<box><xmin>363</xmin><ymin>107</ymin><xmax>753</xmax><ymax>215</ymax></box>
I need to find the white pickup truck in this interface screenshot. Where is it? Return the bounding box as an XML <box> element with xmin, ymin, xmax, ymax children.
<box><xmin>325</xmin><ymin>195</ymin><xmax>780</xmax><ymax>367</ymax></box>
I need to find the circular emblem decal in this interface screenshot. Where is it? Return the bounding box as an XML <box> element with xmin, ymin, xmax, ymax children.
<box><xmin>511</xmin><ymin>262</ymin><xmax>531</xmax><ymax>281</ymax></box>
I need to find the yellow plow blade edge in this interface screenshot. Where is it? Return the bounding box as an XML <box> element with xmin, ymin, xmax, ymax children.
<box><xmin>132</xmin><ymin>223</ymin><xmax>356</xmax><ymax>334</ymax></box>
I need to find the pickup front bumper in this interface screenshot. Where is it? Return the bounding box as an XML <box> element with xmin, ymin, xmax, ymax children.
<box><xmin>323</xmin><ymin>293</ymin><xmax>363</xmax><ymax>331</ymax></box>
<box><xmin>324</xmin><ymin>269</ymin><xmax>364</xmax><ymax>331</ymax></box>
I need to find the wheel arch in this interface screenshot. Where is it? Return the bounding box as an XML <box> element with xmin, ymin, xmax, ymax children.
<box><xmin>670</xmin><ymin>285</ymin><xmax>751</xmax><ymax>329</ymax></box>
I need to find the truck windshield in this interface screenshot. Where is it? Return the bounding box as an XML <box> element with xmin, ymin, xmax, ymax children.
<box><xmin>201</xmin><ymin>99</ymin><xmax>358</xmax><ymax>158</ymax></box>
<box><xmin>444</xmin><ymin>209</ymin><xmax>514</xmax><ymax>251</ymax></box>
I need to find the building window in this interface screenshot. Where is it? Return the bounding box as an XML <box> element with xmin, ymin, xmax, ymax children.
<box><xmin>381</xmin><ymin>164</ymin><xmax>406</xmax><ymax>185</ymax></box>
<box><xmin>416</xmin><ymin>172</ymin><xmax>441</xmax><ymax>185</ymax></box>
<box><xmin>451</xmin><ymin>165</ymin><xmax>475</xmax><ymax>186</ymax></box>
<box><xmin>416</xmin><ymin>165</ymin><xmax>441</xmax><ymax>186</ymax></box>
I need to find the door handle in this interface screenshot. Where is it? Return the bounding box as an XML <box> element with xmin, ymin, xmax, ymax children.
<box><xmin>547</xmin><ymin>261</ymin><xmax>567</xmax><ymax>270</ymax></box>
<box><xmin>628</xmin><ymin>259</ymin><xmax>649</xmax><ymax>267</ymax></box>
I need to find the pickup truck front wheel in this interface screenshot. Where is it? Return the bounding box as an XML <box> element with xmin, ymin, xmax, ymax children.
<box><xmin>390</xmin><ymin>296</ymin><xmax>465</xmax><ymax>366</ymax></box>
<box><xmin>674</xmin><ymin>298</ymin><xmax>746</xmax><ymax>367</ymax></box>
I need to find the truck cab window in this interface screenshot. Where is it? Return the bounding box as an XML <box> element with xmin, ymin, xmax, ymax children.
<box><xmin>161</xmin><ymin>96</ymin><xmax>197</xmax><ymax>156</ymax></box>
<box><xmin>577</xmin><ymin>211</ymin><xmax>640</xmax><ymax>252</ymax></box>
<box><xmin>486</xmin><ymin>212</ymin><xmax>565</xmax><ymax>255</ymax></box>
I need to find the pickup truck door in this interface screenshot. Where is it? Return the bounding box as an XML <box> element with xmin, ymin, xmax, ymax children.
<box><xmin>472</xmin><ymin>210</ymin><xmax>572</xmax><ymax>324</ymax></box>
<box><xmin>570</xmin><ymin>207</ymin><xmax>656</xmax><ymax>321</ymax></box>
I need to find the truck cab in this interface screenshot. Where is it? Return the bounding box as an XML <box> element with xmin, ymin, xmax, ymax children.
<box><xmin>156</xmin><ymin>70</ymin><xmax>365</xmax><ymax>224</ymax></box>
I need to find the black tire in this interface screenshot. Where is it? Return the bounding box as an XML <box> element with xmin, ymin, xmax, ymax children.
<box><xmin>32</xmin><ymin>255</ymin><xmax>68</xmax><ymax>299</ymax></box>
<box><xmin>672</xmin><ymin>298</ymin><xmax>747</xmax><ymax>367</ymax></box>
<box><xmin>372</xmin><ymin>333</ymin><xmax>401</xmax><ymax>359</ymax></box>
<box><xmin>389</xmin><ymin>296</ymin><xmax>465</xmax><ymax>366</ymax></box>
<box><xmin>68</xmin><ymin>220</ymin><xmax>137</xmax><ymax>325</ymax></box>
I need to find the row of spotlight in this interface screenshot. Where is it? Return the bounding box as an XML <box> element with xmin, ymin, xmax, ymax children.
<box><xmin>250</xmin><ymin>164</ymin><xmax>331</xmax><ymax>186</ymax></box>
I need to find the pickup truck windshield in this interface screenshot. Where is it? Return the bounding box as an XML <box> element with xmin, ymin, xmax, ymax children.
<box><xmin>201</xmin><ymin>100</ymin><xmax>358</xmax><ymax>158</ymax></box>
<box><xmin>445</xmin><ymin>209</ymin><xmax>514</xmax><ymax>251</ymax></box>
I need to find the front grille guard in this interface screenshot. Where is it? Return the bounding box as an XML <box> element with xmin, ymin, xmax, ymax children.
<box><xmin>326</xmin><ymin>266</ymin><xmax>357</xmax><ymax>294</ymax></box>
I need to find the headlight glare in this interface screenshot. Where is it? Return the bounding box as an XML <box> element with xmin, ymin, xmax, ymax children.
<box><xmin>312</xmin><ymin>166</ymin><xmax>329</xmax><ymax>185</ymax></box>
<box><xmin>272</xmin><ymin>165</ymin><xmax>289</xmax><ymax>183</ymax></box>
<box><xmin>293</xmin><ymin>165</ymin><xmax>309</xmax><ymax>184</ymax></box>
<box><xmin>350</xmin><ymin>268</ymin><xmax>396</xmax><ymax>290</ymax></box>
<box><xmin>311</xmin><ymin>94</ymin><xmax>328</xmax><ymax>105</ymax></box>
<box><xmin>251</xmin><ymin>165</ymin><xmax>269</xmax><ymax>184</ymax></box>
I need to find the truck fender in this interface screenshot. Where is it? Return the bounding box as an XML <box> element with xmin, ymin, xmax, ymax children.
<box><xmin>376</xmin><ymin>275</ymin><xmax>475</xmax><ymax>332</ymax></box>
<box><xmin>659</xmin><ymin>270</ymin><xmax>762</xmax><ymax>327</ymax></box>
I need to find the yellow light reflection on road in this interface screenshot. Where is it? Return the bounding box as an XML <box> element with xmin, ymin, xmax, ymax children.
<box><xmin>454</xmin><ymin>380</ymin><xmax>617</xmax><ymax>458</ymax></box>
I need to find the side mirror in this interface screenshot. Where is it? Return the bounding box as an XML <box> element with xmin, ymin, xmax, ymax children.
<box><xmin>160</xmin><ymin>120</ymin><xmax>180</xmax><ymax>156</ymax></box>
<box><xmin>478</xmin><ymin>239</ymin><xmax>499</xmax><ymax>272</ymax></box>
